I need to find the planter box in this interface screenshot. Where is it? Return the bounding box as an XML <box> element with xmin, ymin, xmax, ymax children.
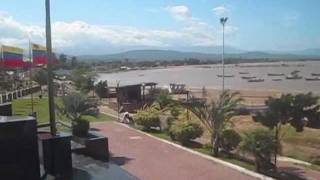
<box><xmin>73</xmin><ymin>131</ymin><xmax>109</xmax><ymax>161</ymax></box>
<box><xmin>39</xmin><ymin>132</ymin><xmax>72</xmax><ymax>178</ymax></box>
<box><xmin>0</xmin><ymin>116</ymin><xmax>40</xmax><ymax>180</ymax></box>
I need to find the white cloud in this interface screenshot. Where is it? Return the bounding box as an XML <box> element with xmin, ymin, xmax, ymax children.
<box><xmin>212</xmin><ymin>6</ymin><xmax>229</xmax><ymax>16</ymax></box>
<box><xmin>165</xmin><ymin>5</ymin><xmax>191</xmax><ymax>21</ymax></box>
<box><xmin>0</xmin><ymin>9</ymin><xmax>238</xmax><ymax>55</ymax></box>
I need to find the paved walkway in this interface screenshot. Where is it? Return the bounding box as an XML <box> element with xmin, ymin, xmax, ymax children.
<box><xmin>93</xmin><ymin>122</ymin><xmax>258</xmax><ymax>180</ymax></box>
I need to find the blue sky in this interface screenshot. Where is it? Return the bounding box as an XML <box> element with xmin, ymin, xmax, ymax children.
<box><xmin>0</xmin><ymin>0</ymin><xmax>319</xmax><ymax>55</ymax></box>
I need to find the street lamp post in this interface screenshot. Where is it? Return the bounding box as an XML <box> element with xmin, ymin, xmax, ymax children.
<box><xmin>45</xmin><ymin>0</ymin><xmax>57</xmax><ymax>136</ymax></box>
<box><xmin>220</xmin><ymin>17</ymin><xmax>228</xmax><ymax>93</ymax></box>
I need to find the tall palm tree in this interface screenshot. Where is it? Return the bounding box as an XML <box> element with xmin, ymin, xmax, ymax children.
<box><xmin>185</xmin><ymin>90</ymin><xmax>242</xmax><ymax>156</ymax></box>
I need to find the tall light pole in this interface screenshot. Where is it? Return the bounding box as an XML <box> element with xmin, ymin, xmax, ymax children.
<box><xmin>45</xmin><ymin>0</ymin><xmax>57</xmax><ymax>136</ymax></box>
<box><xmin>220</xmin><ymin>17</ymin><xmax>228</xmax><ymax>92</ymax></box>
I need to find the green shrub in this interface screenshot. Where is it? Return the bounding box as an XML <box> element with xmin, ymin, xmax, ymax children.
<box><xmin>169</xmin><ymin>120</ymin><xmax>203</xmax><ymax>145</ymax></box>
<box><xmin>134</xmin><ymin>107</ymin><xmax>160</xmax><ymax>131</ymax></box>
<box><xmin>240</xmin><ymin>129</ymin><xmax>277</xmax><ymax>172</ymax></box>
<box><xmin>220</xmin><ymin>129</ymin><xmax>242</xmax><ymax>152</ymax></box>
<box><xmin>72</xmin><ymin>119</ymin><xmax>90</xmax><ymax>137</ymax></box>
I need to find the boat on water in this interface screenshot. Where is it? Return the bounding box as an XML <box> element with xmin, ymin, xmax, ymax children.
<box><xmin>239</xmin><ymin>72</ymin><xmax>250</xmax><ymax>75</ymax></box>
<box><xmin>248</xmin><ymin>79</ymin><xmax>264</xmax><ymax>82</ymax></box>
<box><xmin>286</xmin><ymin>75</ymin><xmax>303</xmax><ymax>80</ymax></box>
<box><xmin>286</xmin><ymin>70</ymin><xmax>302</xmax><ymax>80</ymax></box>
<box><xmin>311</xmin><ymin>73</ymin><xmax>320</xmax><ymax>76</ymax></box>
<box><xmin>292</xmin><ymin>70</ymin><xmax>300</xmax><ymax>74</ymax></box>
<box><xmin>267</xmin><ymin>73</ymin><xmax>284</xmax><ymax>76</ymax></box>
<box><xmin>217</xmin><ymin>75</ymin><xmax>235</xmax><ymax>78</ymax></box>
<box><xmin>272</xmin><ymin>79</ymin><xmax>282</xmax><ymax>81</ymax></box>
<box><xmin>241</xmin><ymin>76</ymin><xmax>256</xmax><ymax>80</ymax></box>
<box><xmin>305</xmin><ymin>77</ymin><xmax>320</xmax><ymax>81</ymax></box>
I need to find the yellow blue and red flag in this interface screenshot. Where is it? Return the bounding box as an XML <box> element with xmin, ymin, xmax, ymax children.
<box><xmin>32</xmin><ymin>43</ymin><xmax>48</xmax><ymax>65</ymax></box>
<box><xmin>1</xmin><ymin>45</ymin><xmax>24</xmax><ymax>68</ymax></box>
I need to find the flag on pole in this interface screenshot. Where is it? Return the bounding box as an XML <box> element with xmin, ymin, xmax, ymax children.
<box><xmin>1</xmin><ymin>45</ymin><xmax>24</xmax><ymax>68</ymax></box>
<box><xmin>32</xmin><ymin>43</ymin><xmax>48</xmax><ymax>65</ymax></box>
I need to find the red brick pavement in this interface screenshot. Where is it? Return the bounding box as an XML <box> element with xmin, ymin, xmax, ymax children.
<box><xmin>93</xmin><ymin>122</ymin><xmax>259</xmax><ymax>180</ymax></box>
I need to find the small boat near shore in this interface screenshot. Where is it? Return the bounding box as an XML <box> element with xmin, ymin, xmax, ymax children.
<box><xmin>241</xmin><ymin>76</ymin><xmax>256</xmax><ymax>80</ymax></box>
<box><xmin>286</xmin><ymin>71</ymin><xmax>302</xmax><ymax>80</ymax></box>
<box><xmin>311</xmin><ymin>73</ymin><xmax>320</xmax><ymax>76</ymax></box>
<box><xmin>305</xmin><ymin>77</ymin><xmax>320</xmax><ymax>81</ymax></box>
<box><xmin>239</xmin><ymin>72</ymin><xmax>250</xmax><ymax>75</ymax></box>
<box><xmin>248</xmin><ymin>79</ymin><xmax>264</xmax><ymax>83</ymax></box>
<box><xmin>217</xmin><ymin>75</ymin><xmax>235</xmax><ymax>78</ymax></box>
<box><xmin>286</xmin><ymin>75</ymin><xmax>303</xmax><ymax>80</ymax></box>
<box><xmin>267</xmin><ymin>73</ymin><xmax>284</xmax><ymax>76</ymax></box>
<box><xmin>272</xmin><ymin>79</ymin><xmax>282</xmax><ymax>81</ymax></box>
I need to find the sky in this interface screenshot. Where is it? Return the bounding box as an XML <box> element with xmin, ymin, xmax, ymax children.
<box><xmin>0</xmin><ymin>0</ymin><xmax>319</xmax><ymax>55</ymax></box>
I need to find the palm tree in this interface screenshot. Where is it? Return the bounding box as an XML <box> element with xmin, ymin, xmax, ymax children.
<box><xmin>56</xmin><ymin>93</ymin><xmax>99</xmax><ymax>136</ymax></box>
<box><xmin>185</xmin><ymin>90</ymin><xmax>242</xmax><ymax>156</ymax></box>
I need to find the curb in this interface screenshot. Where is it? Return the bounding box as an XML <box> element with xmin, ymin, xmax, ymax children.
<box><xmin>111</xmin><ymin>121</ymin><xmax>274</xmax><ymax>180</ymax></box>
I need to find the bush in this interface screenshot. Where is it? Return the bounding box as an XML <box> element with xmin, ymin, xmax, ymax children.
<box><xmin>220</xmin><ymin>129</ymin><xmax>242</xmax><ymax>152</ymax></box>
<box><xmin>134</xmin><ymin>107</ymin><xmax>160</xmax><ymax>131</ymax></box>
<box><xmin>240</xmin><ymin>129</ymin><xmax>277</xmax><ymax>172</ymax></box>
<box><xmin>169</xmin><ymin>120</ymin><xmax>203</xmax><ymax>145</ymax></box>
<box><xmin>72</xmin><ymin>119</ymin><xmax>90</xmax><ymax>137</ymax></box>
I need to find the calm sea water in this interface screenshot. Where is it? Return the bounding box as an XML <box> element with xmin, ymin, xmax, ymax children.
<box><xmin>97</xmin><ymin>61</ymin><xmax>320</xmax><ymax>93</ymax></box>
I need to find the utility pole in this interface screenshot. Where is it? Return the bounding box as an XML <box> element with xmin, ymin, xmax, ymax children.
<box><xmin>45</xmin><ymin>0</ymin><xmax>57</xmax><ymax>136</ymax></box>
<box><xmin>220</xmin><ymin>17</ymin><xmax>228</xmax><ymax>93</ymax></box>
<box><xmin>28</xmin><ymin>39</ymin><xmax>34</xmax><ymax>113</ymax></box>
<box><xmin>117</xmin><ymin>81</ymin><xmax>120</xmax><ymax>122</ymax></box>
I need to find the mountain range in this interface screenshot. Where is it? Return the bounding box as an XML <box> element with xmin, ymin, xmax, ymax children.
<box><xmin>78</xmin><ymin>47</ymin><xmax>320</xmax><ymax>62</ymax></box>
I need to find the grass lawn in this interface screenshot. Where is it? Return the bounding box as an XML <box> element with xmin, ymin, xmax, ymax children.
<box><xmin>12</xmin><ymin>97</ymin><xmax>112</xmax><ymax>124</ymax></box>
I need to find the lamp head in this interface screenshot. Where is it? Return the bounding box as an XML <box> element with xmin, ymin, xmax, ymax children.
<box><xmin>220</xmin><ymin>17</ymin><xmax>228</xmax><ymax>25</ymax></box>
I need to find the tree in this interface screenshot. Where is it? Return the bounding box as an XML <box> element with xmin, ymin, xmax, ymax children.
<box><xmin>94</xmin><ymin>80</ymin><xmax>108</xmax><ymax>100</ymax></box>
<box><xmin>32</xmin><ymin>69</ymin><xmax>48</xmax><ymax>91</ymax></box>
<box><xmin>240</xmin><ymin>129</ymin><xmax>277</xmax><ymax>173</ymax></box>
<box><xmin>56</xmin><ymin>93</ymin><xmax>99</xmax><ymax>136</ymax></box>
<box><xmin>254</xmin><ymin>93</ymin><xmax>320</xmax><ymax>165</ymax></box>
<box><xmin>71</xmin><ymin>67</ymin><xmax>97</xmax><ymax>95</ymax></box>
<box><xmin>59</xmin><ymin>54</ymin><xmax>67</xmax><ymax>64</ymax></box>
<box><xmin>186</xmin><ymin>90</ymin><xmax>242</xmax><ymax>156</ymax></box>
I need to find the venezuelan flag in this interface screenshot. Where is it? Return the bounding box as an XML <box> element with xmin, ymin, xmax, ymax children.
<box><xmin>1</xmin><ymin>45</ymin><xmax>24</xmax><ymax>68</ymax></box>
<box><xmin>32</xmin><ymin>43</ymin><xmax>48</xmax><ymax>65</ymax></box>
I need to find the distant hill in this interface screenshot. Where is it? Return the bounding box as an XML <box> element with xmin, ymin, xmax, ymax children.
<box><xmin>78</xmin><ymin>49</ymin><xmax>320</xmax><ymax>62</ymax></box>
<box><xmin>291</xmin><ymin>48</ymin><xmax>320</xmax><ymax>56</ymax></box>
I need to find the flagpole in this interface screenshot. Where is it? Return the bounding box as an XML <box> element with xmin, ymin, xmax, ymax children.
<box><xmin>45</xmin><ymin>0</ymin><xmax>57</xmax><ymax>136</ymax></box>
<box><xmin>29</xmin><ymin>39</ymin><xmax>34</xmax><ymax>113</ymax></box>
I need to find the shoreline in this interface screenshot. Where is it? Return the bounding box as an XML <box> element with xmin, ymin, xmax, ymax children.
<box><xmin>186</xmin><ymin>87</ymin><xmax>281</xmax><ymax>106</ymax></box>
